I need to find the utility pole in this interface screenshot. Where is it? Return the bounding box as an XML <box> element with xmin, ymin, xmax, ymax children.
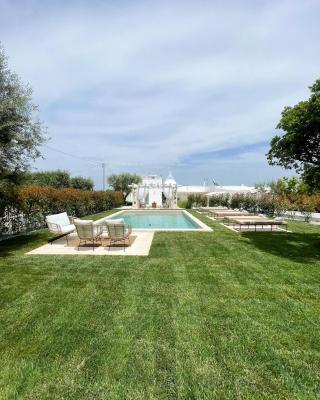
<box><xmin>102</xmin><ymin>162</ymin><xmax>106</xmax><ymax>191</ymax></box>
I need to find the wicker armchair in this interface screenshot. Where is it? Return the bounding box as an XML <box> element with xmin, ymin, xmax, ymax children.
<box><xmin>106</xmin><ymin>223</ymin><xmax>132</xmax><ymax>250</ymax></box>
<box><xmin>74</xmin><ymin>219</ymin><xmax>104</xmax><ymax>251</ymax></box>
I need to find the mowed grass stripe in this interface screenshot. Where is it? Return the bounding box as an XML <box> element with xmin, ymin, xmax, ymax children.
<box><xmin>0</xmin><ymin>209</ymin><xmax>319</xmax><ymax>399</ymax></box>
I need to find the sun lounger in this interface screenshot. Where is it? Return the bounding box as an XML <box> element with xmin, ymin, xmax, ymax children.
<box><xmin>226</xmin><ymin>216</ymin><xmax>288</xmax><ymax>232</ymax></box>
<box><xmin>224</xmin><ymin>215</ymin><xmax>267</xmax><ymax>222</ymax></box>
<box><xmin>211</xmin><ymin>210</ymin><xmax>250</xmax><ymax>219</ymax></box>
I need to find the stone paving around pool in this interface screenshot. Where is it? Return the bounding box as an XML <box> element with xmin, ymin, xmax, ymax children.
<box><xmin>27</xmin><ymin>231</ymin><xmax>154</xmax><ymax>256</ymax></box>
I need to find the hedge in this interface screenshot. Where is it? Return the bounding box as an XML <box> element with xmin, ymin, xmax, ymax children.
<box><xmin>0</xmin><ymin>186</ymin><xmax>124</xmax><ymax>237</ymax></box>
<box><xmin>187</xmin><ymin>192</ymin><xmax>320</xmax><ymax>221</ymax></box>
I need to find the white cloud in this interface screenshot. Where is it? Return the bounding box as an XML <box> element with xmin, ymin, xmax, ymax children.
<box><xmin>0</xmin><ymin>0</ymin><xmax>319</xmax><ymax>187</ymax></box>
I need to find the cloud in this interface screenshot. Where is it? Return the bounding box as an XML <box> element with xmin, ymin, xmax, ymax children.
<box><xmin>0</xmin><ymin>0</ymin><xmax>319</xmax><ymax>187</ymax></box>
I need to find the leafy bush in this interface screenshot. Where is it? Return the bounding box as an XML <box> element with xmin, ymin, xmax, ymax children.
<box><xmin>209</xmin><ymin>194</ymin><xmax>230</xmax><ymax>207</ymax></box>
<box><xmin>230</xmin><ymin>193</ymin><xmax>244</xmax><ymax>209</ymax></box>
<box><xmin>273</xmin><ymin>196</ymin><xmax>291</xmax><ymax>217</ymax></box>
<box><xmin>178</xmin><ymin>199</ymin><xmax>188</xmax><ymax>208</ymax></box>
<box><xmin>0</xmin><ymin>186</ymin><xmax>123</xmax><ymax>236</ymax></box>
<box><xmin>296</xmin><ymin>195</ymin><xmax>316</xmax><ymax>222</ymax></box>
<box><xmin>312</xmin><ymin>194</ymin><xmax>320</xmax><ymax>212</ymax></box>
<box><xmin>186</xmin><ymin>194</ymin><xmax>207</xmax><ymax>208</ymax></box>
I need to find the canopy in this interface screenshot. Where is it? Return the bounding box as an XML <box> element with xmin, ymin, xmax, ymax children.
<box><xmin>206</xmin><ymin>186</ymin><xmax>256</xmax><ymax>196</ymax></box>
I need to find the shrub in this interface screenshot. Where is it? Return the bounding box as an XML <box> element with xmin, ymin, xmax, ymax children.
<box><xmin>186</xmin><ymin>194</ymin><xmax>207</xmax><ymax>208</ymax></box>
<box><xmin>204</xmin><ymin>191</ymin><xmax>318</xmax><ymax>220</ymax></box>
<box><xmin>296</xmin><ymin>195</ymin><xmax>316</xmax><ymax>222</ymax></box>
<box><xmin>209</xmin><ymin>194</ymin><xmax>230</xmax><ymax>207</ymax></box>
<box><xmin>286</xmin><ymin>200</ymin><xmax>298</xmax><ymax>220</ymax></box>
<box><xmin>178</xmin><ymin>199</ymin><xmax>188</xmax><ymax>208</ymax></box>
<box><xmin>230</xmin><ymin>193</ymin><xmax>245</xmax><ymax>209</ymax></box>
<box><xmin>256</xmin><ymin>193</ymin><xmax>276</xmax><ymax>216</ymax></box>
<box><xmin>0</xmin><ymin>186</ymin><xmax>124</xmax><ymax>236</ymax></box>
<box><xmin>242</xmin><ymin>194</ymin><xmax>258</xmax><ymax>214</ymax></box>
<box><xmin>274</xmin><ymin>196</ymin><xmax>291</xmax><ymax>217</ymax></box>
<box><xmin>208</xmin><ymin>195</ymin><xmax>221</xmax><ymax>206</ymax></box>
<box><xmin>312</xmin><ymin>194</ymin><xmax>320</xmax><ymax>212</ymax></box>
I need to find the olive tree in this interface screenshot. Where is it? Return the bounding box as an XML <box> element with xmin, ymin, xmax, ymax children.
<box><xmin>107</xmin><ymin>173</ymin><xmax>141</xmax><ymax>199</ymax></box>
<box><xmin>0</xmin><ymin>45</ymin><xmax>46</xmax><ymax>211</ymax></box>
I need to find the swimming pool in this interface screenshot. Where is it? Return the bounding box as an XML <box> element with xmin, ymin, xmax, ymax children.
<box><xmin>106</xmin><ymin>210</ymin><xmax>212</xmax><ymax>231</ymax></box>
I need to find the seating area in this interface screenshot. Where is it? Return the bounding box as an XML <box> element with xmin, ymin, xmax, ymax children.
<box><xmin>44</xmin><ymin>213</ymin><xmax>135</xmax><ymax>251</ymax></box>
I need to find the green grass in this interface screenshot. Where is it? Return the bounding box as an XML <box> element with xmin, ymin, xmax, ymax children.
<box><xmin>0</xmin><ymin>210</ymin><xmax>319</xmax><ymax>399</ymax></box>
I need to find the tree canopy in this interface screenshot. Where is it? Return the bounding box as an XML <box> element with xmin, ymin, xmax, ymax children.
<box><xmin>107</xmin><ymin>173</ymin><xmax>141</xmax><ymax>199</ymax></box>
<box><xmin>70</xmin><ymin>175</ymin><xmax>94</xmax><ymax>191</ymax></box>
<box><xmin>0</xmin><ymin>45</ymin><xmax>46</xmax><ymax>211</ymax></box>
<box><xmin>269</xmin><ymin>177</ymin><xmax>308</xmax><ymax>196</ymax></box>
<box><xmin>0</xmin><ymin>46</ymin><xmax>46</xmax><ymax>181</ymax></box>
<box><xmin>267</xmin><ymin>79</ymin><xmax>320</xmax><ymax>192</ymax></box>
<box><xmin>24</xmin><ymin>170</ymin><xmax>94</xmax><ymax>191</ymax></box>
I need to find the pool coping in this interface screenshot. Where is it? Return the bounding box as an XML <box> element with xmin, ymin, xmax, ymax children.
<box><xmin>98</xmin><ymin>209</ymin><xmax>213</xmax><ymax>232</ymax></box>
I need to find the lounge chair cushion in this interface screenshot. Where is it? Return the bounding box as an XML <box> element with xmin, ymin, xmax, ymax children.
<box><xmin>46</xmin><ymin>212</ymin><xmax>70</xmax><ymax>227</ymax></box>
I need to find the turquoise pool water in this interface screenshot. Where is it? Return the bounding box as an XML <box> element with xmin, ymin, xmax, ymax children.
<box><xmin>109</xmin><ymin>212</ymin><xmax>200</xmax><ymax>229</ymax></box>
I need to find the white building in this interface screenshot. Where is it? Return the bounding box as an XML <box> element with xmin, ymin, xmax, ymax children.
<box><xmin>139</xmin><ymin>175</ymin><xmax>163</xmax><ymax>207</ymax></box>
<box><xmin>128</xmin><ymin>173</ymin><xmax>256</xmax><ymax>208</ymax></box>
<box><xmin>177</xmin><ymin>185</ymin><xmax>211</xmax><ymax>201</ymax></box>
<box><xmin>130</xmin><ymin>173</ymin><xmax>178</xmax><ymax>208</ymax></box>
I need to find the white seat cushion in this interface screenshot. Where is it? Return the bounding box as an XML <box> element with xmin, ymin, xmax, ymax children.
<box><xmin>60</xmin><ymin>224</ymin><xmax>76</xmax><ymax>234</ymax></box>
<box><xmin>74</xmin><ymin>219</ymin><xmax>93</xmax><ymax>225</ymax></box>
<box><xmin>93</xmin><ymin>220</ymin><xmax>104</xmax><ymax>226</ymax></box>
<box><xmin>105</xmin><ymin>218</ymin><xmax>124</xmax><ymax>224</ymax></box>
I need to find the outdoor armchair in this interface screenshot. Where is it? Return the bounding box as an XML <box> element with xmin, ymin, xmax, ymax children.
<box><xmin>74</xmin><ymin>219</ymin><xmax>104</xmax><ymax>250</ymax></box>
<box><xmin>106</xmin><ymin>223</ymin><xmax>132</xmax><ymax>250</ymax></box>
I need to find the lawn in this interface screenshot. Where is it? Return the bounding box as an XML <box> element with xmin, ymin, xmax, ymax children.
<box><xmin>0</xmin><ymin>210</ymin><xmax>319</xmax><ymax>399</ymax></box>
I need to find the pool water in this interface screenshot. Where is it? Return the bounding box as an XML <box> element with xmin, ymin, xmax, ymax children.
<box><xmin>109</xmin><ymin>212</ymin><xmax>200</xmax><ymax>229</ymax></box>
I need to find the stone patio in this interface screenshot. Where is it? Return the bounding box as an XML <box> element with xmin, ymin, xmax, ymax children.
<box><xmin>27</xmin><ymin>231</ymin><xmax>154</xmax><ymax>256</ymax></box>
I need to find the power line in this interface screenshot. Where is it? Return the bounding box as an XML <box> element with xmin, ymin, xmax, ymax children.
<box><xmin>44</xmin><ymin>145</ymin><xmax>103</xmax><ymax>166</ymax></box>
<box><xmin>43</xmin><ymin>145</ymin><xmax>109</xmax><ymax>190</ymax></box>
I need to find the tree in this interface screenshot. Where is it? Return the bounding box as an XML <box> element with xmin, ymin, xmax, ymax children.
<box><xmin>0</xmin><ymin>45</ymin><xmax>46</xmax><ymax>212</ymax></box>
<box><xmin>107</xmin><ymin>173</ymin><xmax>141</xmax><ymax>199</ymax></box>
<box><xmin>269</xmin><ymin>177</ymin><xmax>308</xmax><ymax>196</ymax></box>
<box><xmin>23</xmin><ymin>170</ymin><xmax>94</xmax><ymax>191</ymax></box>
<box><xmin>267</xmin><ymin>79</ymin><xmax>320</xmax><ymax>193</ymax></box>
<box><xmin>70</xmin><ymin>176</ymin><xmax>94</xmax><ymax>191</ymax></box>
<box><xmin>24</xmin><ymin>170</ymin><xmax>70</xmax><ymax>188</ymax></box>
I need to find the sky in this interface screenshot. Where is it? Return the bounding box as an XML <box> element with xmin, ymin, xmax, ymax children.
<box><xmin>1</xmin><ymin>0</ymin><xmax>320</xmax><ymax>189</ymax></box>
